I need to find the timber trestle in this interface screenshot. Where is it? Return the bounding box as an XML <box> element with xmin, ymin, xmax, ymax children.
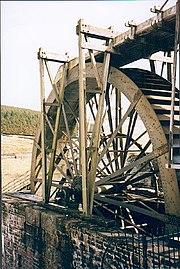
<box><xmin>28</xmin><ymin>1</ymin><xmax>180</xmax><ymax>233</ymax></box>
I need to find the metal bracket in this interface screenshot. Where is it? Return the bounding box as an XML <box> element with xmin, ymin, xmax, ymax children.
<box><xmin>125</xmin><ymin>20</ymin><xmax>137</xmax><ymax>40</ymax></box>
<box><xmin>150</xmin><ymin>5</ymin><xmax>163</xmax><ymax>14</ymax></box>
<box><xmin>150</xmin><ymin>5</ymin><xmax>164</xmax><ymax>26</ymax></box>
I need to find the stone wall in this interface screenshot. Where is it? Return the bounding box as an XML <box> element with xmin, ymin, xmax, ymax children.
<box><xmin>4</xmin><ymin>195</ymin><xmax>180</xmax><ymax>269</ymax></box>
<box><xmin>2</xmin><ymin>196</ymin><xmax>137</xmax><ymax>269</ymax></box>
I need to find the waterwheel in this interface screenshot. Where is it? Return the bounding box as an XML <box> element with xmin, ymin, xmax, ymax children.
<box><xmin>30</xmin><ymin>62</ymin><xmax>180</xmax><ymax>231</ymax></box>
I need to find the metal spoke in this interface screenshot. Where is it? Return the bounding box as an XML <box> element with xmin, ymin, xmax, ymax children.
<box><xmin>105</xmin><ymin>84</ymin><xmax>117</xmax><ymax>172</ymax></box>
<box><xmin>94</xmin><ymin>200</ymin><xmax>145</xmax><ymax>233</ymax></box>
<box><xmin>128</xmin><ymin>130</ymin><xmax>147</xmax><ymax>148</ymax></box>
<box><xmin>88</xmin><ymin>98</ymin><xmax>112</xmax><ymax>175</ymax></box>
<box><xmin>64</xmin><ymin>97</ymin><xmax>79</xmax><ymax>124</ymax></box>
<box><xmin>121</xmin><ymin>109</ymin><xmax>135</xmax><ymax>167</ymax></box>
<box><xmin>62</xmin><ymin>104</ymin><xmax>78</xmax><ymax>176</ymax></box>
<box><xmin>97</xmin><ymin>102</ymin><xmax>137</xmax><ymax>166</ymax></box>
<box><xmin>56</xmin><ymin>143</ymin><xmax>75</xmax><ymax>179</ymax></box>
<box><xmin>31</xmin><ymin>53</ymin><xmax>180</xmax><ymax>229</ymax></box>
<box><xmin>94</xmin><ymin>195</ymin><xmax>168</xmax><ymax>223</ymax></box>
<box><xmin>96</xmin><ymin>149</ymin><xmax>157</xmax><ymax>186</ymax></box>
<box><xmin>126</xmin><ymin>208</ymin><xmax>139</xmax><ymax>234</ymax></box>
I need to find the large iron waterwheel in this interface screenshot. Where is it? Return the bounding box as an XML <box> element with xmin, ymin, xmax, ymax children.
<box><xmin>30</xmin><ymin>62</ymin><xmax>180</xmax><ymax>231</ymax></box>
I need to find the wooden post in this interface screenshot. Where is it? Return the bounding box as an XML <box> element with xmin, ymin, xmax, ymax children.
<box><xmin>78</xmin><ymin>19</ymin><xmax>89</xmax><ymax>214</ymax></box>
<box><xmin>46</xmin><ymin>63</ymin><xmax>67</xmax><ymax>200</ymax></box>
<box><xmin>39</xmin><ymin>48</ymin><xmax>48</xmax><ymax>203</ymax></box>
<box><xmin>88</xmin><ymin>51</ymin><xmax>111</xmax><ymax>214</ymax></box>
<box><xmin>168</xmin><ymin>0</ymin><xmax>179</xmax><ymax>167</ymax></box>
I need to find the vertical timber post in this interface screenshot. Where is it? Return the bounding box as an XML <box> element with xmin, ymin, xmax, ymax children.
<box><xmin>167</xmin><ymin>51</ymin><xmax>172</xmax><ymax>82</ymax></box>
<box><xmin>77</xmin><ymin>20</ymin><xmax>113</xmax><ymax>214</ymax></box>
<box><xmin>88</xmin><ymin>50</ymin><xmax>111</xmax><ymax>214</ymax></box>
<box><xmin>46</xmin><ymin>62</ymin><xmax>67</xmax><ymax>201</ymax></box>
<box><xmin>38</xmin><ymin>48</ymin><xmax>48</xmax><ymax>203</ymax></box>
<box><xmin>168</xmin><ymin>0</ymin><xmax>179</xmax><ymax>167</ymax></box>
<box><xmin>78</xmin><ymin>19</ymin><xmax>89</xmax><ymax>215</ymax></box>
<box><xmin>37</xmin><ymin>49</ymin><xmax>69</xmax><ymax>202</ymax></box>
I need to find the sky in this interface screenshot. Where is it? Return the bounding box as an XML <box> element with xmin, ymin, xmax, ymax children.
<box><xmin>1</xmin><ymin>0</ymin><xmax>177</xmax><ymax>111</ymax></box>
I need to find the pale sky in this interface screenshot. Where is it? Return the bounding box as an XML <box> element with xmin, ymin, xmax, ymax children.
<box><xmin>1</xmin><ymin>0</ymin><xmax>176</xmax><ymax>111</ymax></box>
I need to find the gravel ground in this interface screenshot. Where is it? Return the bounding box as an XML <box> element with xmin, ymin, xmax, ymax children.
<box><xmin>1</xmin><ymin>134</ymin><xmax>34</xmax><ymax>188</ymax></box>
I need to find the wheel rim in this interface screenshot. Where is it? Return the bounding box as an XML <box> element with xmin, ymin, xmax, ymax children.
<box><xmin>31</xmin><ymin>63</ymin><xmax>180</xmax><ymax>230</ymax></box>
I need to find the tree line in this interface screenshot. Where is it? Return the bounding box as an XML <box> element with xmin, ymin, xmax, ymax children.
<box><xmin>1</xmin><ymin>105</ymin><xmax>40</xmax><ymax>136</ymax></box>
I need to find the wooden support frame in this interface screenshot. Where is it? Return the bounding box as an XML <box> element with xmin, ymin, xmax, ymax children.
<box><xmin>37</xmin><ymin>47</ymin><xmax>69</xmax><ymax>203</ymax></box>
<box><xmin>78</xmin><ymin>19</ymin><xmax>89</xmax><ymax>214</ymax></box>
<box><xmin>30</xmin><ymin>4</ymin><xmax>180</xmax><ymax>229</ymax></box>
<box><xmin>77</xmin><ymin>19</ymin><xmax>113</xmax><ymax>214</ymax></box>
<box><xmin>39</xmin><ymin>55</ymin><xmax>47</xmax><ymax>202</ymax></box>
<box><xmin>31</xmin><ymin>59</ymin><xmax>180</xmax><ymax>224</ymax></box>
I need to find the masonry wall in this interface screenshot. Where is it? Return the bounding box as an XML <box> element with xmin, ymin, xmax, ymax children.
<box><xmin>2</xmin><ymin>196</ymin><xmax>137</xmax><ymax>269</ymax></box>
<box><xmin>3</xmin><ymin>196</ymin><xmax>180</xmax><ymax>269</ymax></box>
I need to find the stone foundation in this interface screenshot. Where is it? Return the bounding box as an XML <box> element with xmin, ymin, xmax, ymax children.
<box><xmin>3</xmin><ymin>195</ymin><xmax>179</xmax><ymax>269</ymax></box>
<box><xmin>2</xmin><ymin>195</ymin><xmax>134</xmax><ymax>269</ymax></box>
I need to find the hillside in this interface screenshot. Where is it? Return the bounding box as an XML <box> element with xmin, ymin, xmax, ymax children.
<box><xmin>1</xmin><ymin>105</ymin><xmax>40</xmax><ymax>136</ymax></box>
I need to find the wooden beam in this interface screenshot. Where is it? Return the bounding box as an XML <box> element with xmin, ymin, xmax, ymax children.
<box><xmin>94</xmin><ymin>195</ymin><xmax>180</xmax><ymax>225</ymax></box>
<box><xmin>76</xmin><ymin>21</ymin><xmax>119</xmax><ymax>40</ymax></box>
<box><xmin>78</xmin><ymin>19</ymin><xmax>89</xmax><ymax>215</ymax></box>
<box><xmin>39</xmin><ymin>57</ymin><xmax>48</xmax><ymax>203</ymax></box>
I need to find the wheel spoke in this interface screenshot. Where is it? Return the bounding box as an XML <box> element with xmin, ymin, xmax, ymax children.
<box><xmin>97</xmin><ymin>102</ymin><xmax>136</xmax><ymax>166</ymax></box>
<box><xmin>62</xmin><ymin>104</ymin><xmax>79</xmax><ymax>175</ymax></box>
<box><xmin>94</xmin><ymin>200</ymin><xmax>146</xmax><ymax>233</ymax></box>
<box><xmin>31</xmin><ymin>63</ymin><xmax>180</xmax><ymax>230</ymax></box>
<box><xmin>96</xmin><ymin>150</ymin><xmax>156</xmax><ymax>186</ymax></box>
<box><xmin>121</xmin><ymin>109</ymin><xmax>135</xmax><ymax>167</ymax></box>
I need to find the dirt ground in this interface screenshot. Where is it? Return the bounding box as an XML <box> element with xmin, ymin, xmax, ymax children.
<box><xmin>1</xmin><ymin>134</ymin><xmax>34</xmax><ymax>189</ymax></box>
<box><xmin>1</xmin><ymin>134</ymin><xmax>65</xmax><ymax>195</ymax></box>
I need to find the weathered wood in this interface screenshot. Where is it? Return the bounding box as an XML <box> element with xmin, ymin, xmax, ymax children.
<box><xmin>77</xmin><ymin>22</ymin><xmax>119</xmax><ymax>40</ymax></box>
<box><xmin>39</xmin><ymin>55</ymin><xmax>48</xmax><ymax>202</ymax></box>
<box><xmin>46</xmin><ymin>63</ymin><xmax>68</xmax><ymax>201</ymax></box>
<box><xmin>78</xmin><ymin>19</ymin><xmax>89</xmax><ymax>215</ymax></box>
<box><xmin>38</xmin><ymin>49</ymin><xmax>69</xmax><ymax>63</ymax></box>
<box><xmin>54</xmin><ymin>5</ymin><xmax>176</xmax><ymax>87</ymax></box>
<box><xmin>88</xmin><ymin>50</ymin><xmax>111</xmax><ymax>214</ymax></box>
